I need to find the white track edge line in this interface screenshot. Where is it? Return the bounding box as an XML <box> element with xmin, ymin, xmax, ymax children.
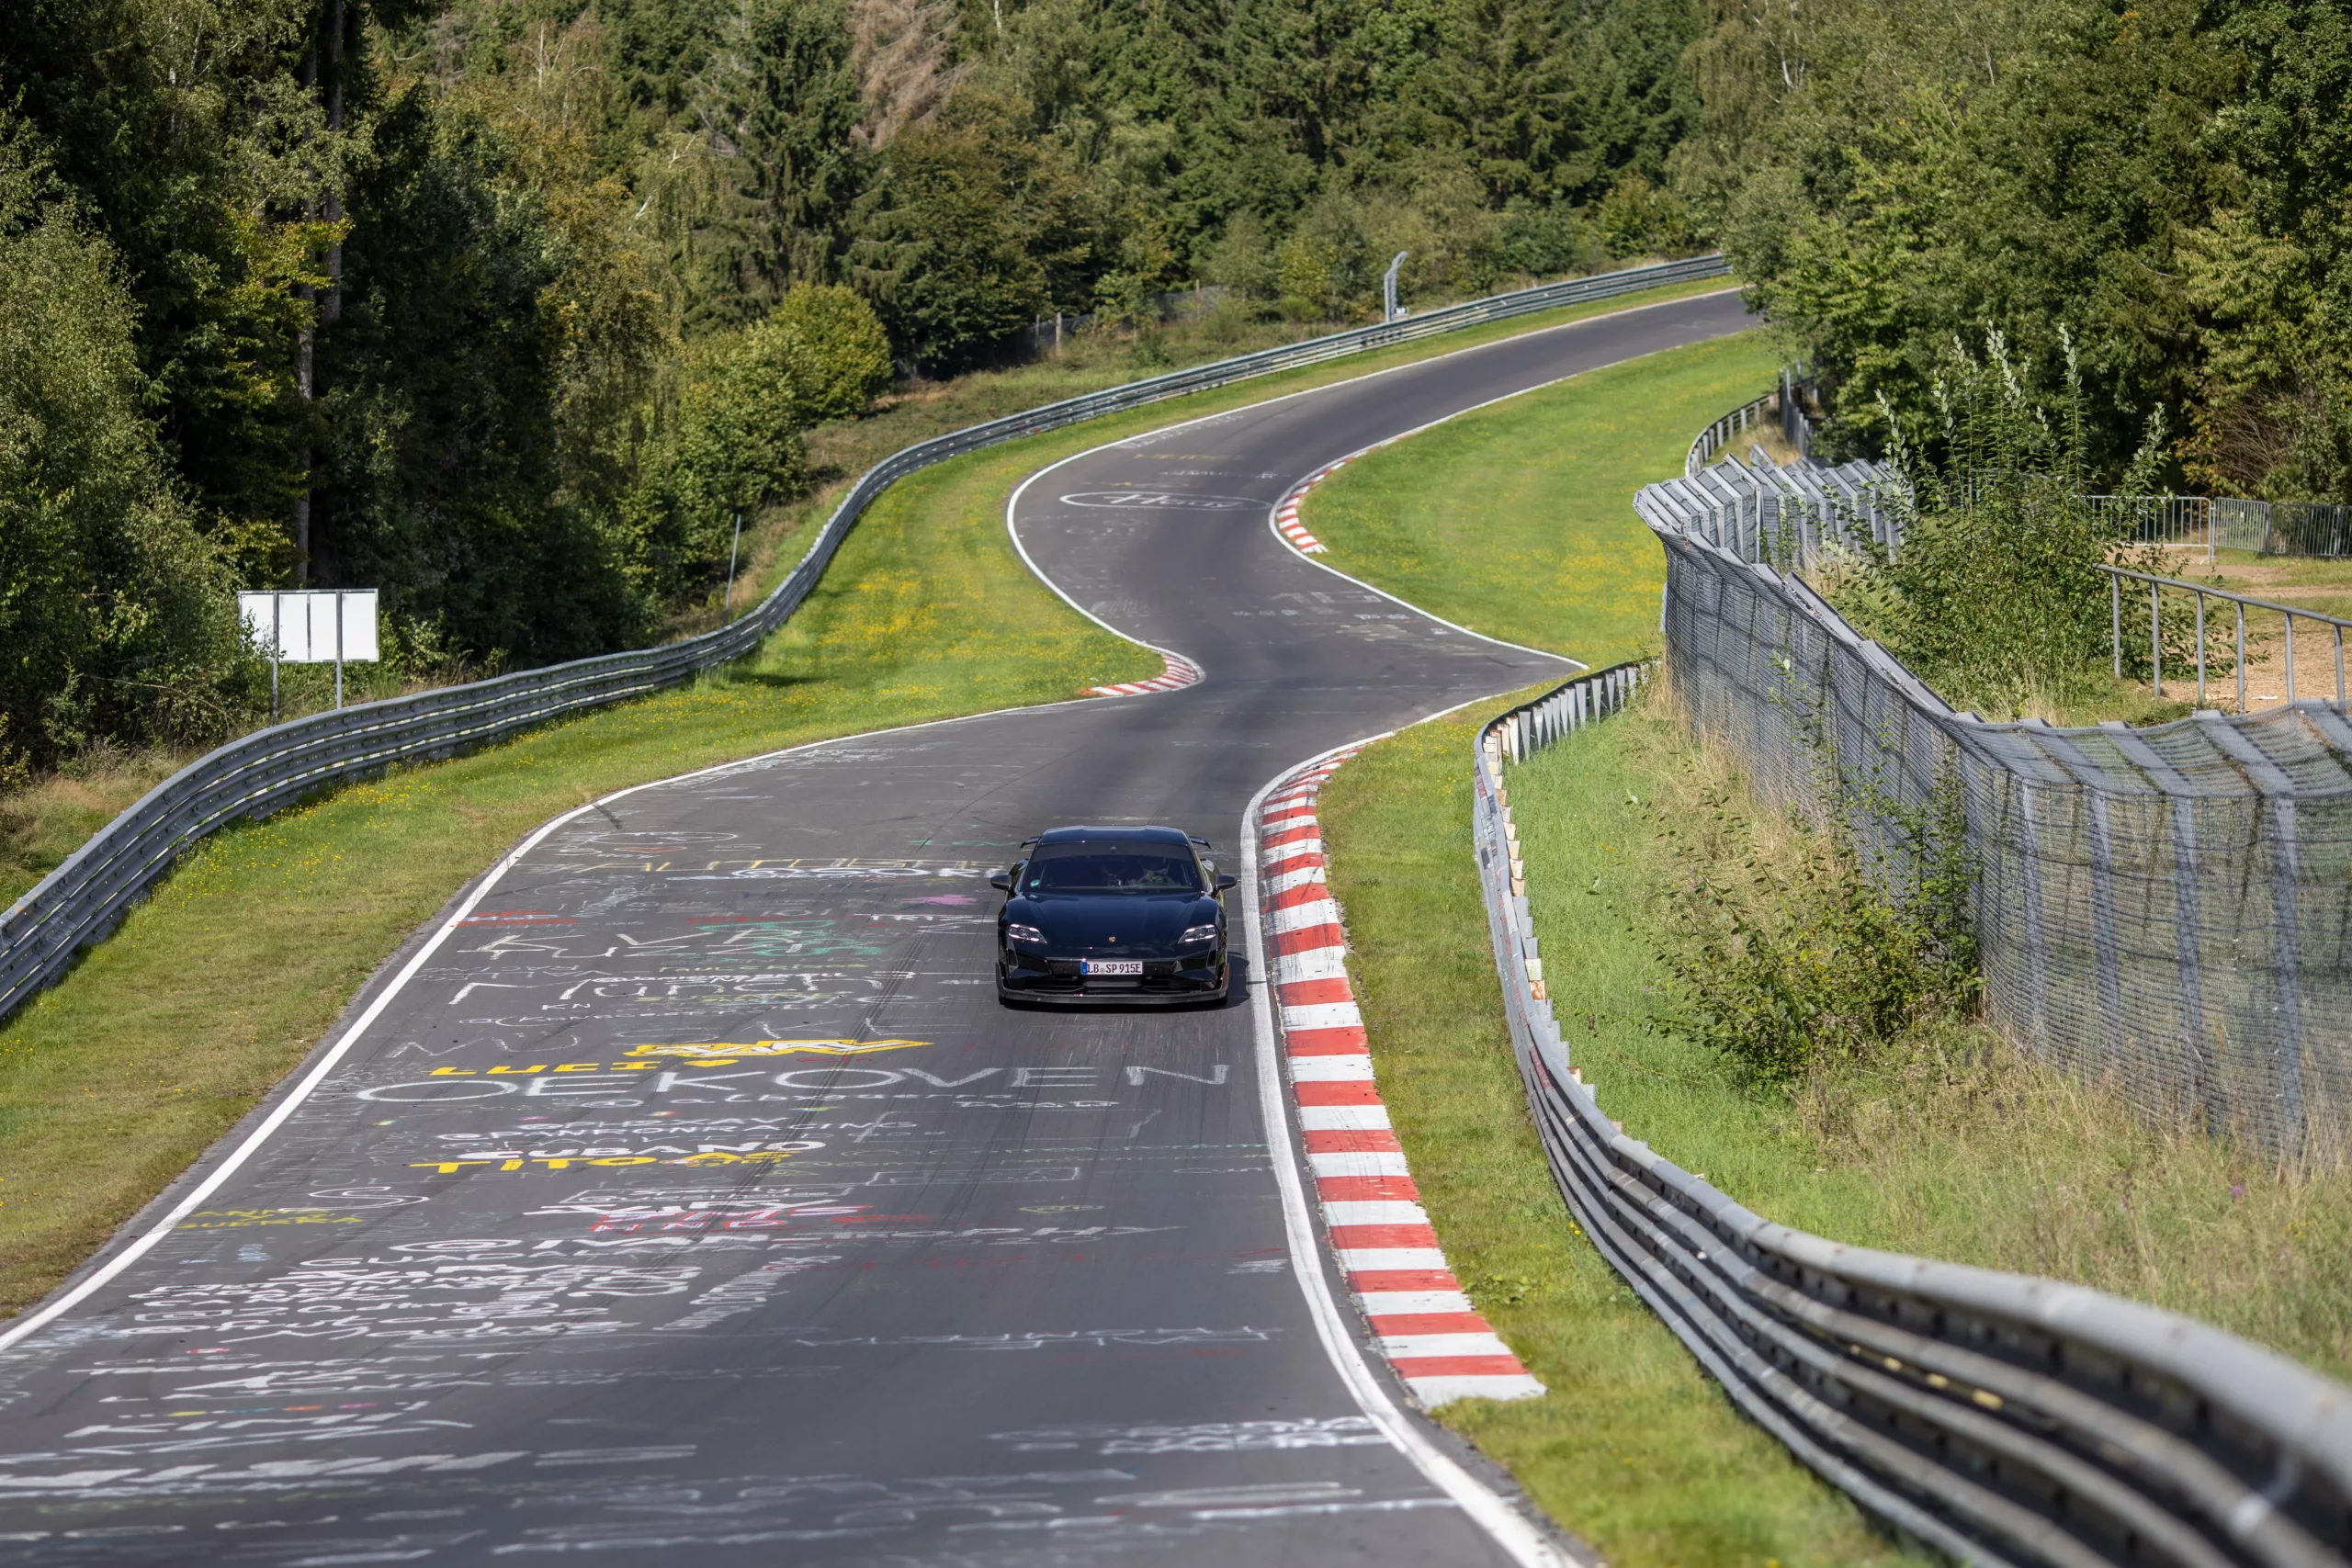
<box><xmin>1005</xmin><ymin>454</ymin><xmax>1204</xmax><ymax>685</ymax></box>
<box><xmin>1240</xmin><ymin>724</ymin><xmax>1571</xmax><ymax>1568</ymax></box>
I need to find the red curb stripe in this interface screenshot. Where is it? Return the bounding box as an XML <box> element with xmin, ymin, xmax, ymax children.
<box><xmin>1391</xmin><ymin>1355</ymin><xmax>1530</xmax><ymax>1378</ymax></box>
<box><xmin>1315</xmin><ymin>1175</ymin><xmax>1419</xmax><ymax>1201</ymax></box>
<box><xmin>1261</xmin><ymin>752</ymin><xmax>1538</xmax><ymax>1407</ymax></box>
<box><xmin>1302</xmin><ymin>1128</ymin><xmax>1401</xmax><ymax>1154</ymax></box>
<box><xmin>1369</xmin><ymin>1313</ymin><xmax>1494</xmax><ymax>1337</ymax></box>
<box><xmin>1285</xmin><ymin>1025</ymin><xmax>1369</xmax><ymax>1055</ymax></box>
<box><xmin>1328</xmin><ymin>1224</ymin><xmax>1440</xmax><ymax>1249</ymax></box>
<box><xmin>1272</xmin><ymin>924</ymin><xmax>1347</xmax><ymax>956</ymax></box>
<box><xmin>1294</xmin><ymin>1080</ymin><xmax>1381</xmax><ymax>1108</ymax></box>
<box><xmin>1347</xmin><ymin>1268</ymin><xmax>1457</xmax><ymax>1292</ymax></box>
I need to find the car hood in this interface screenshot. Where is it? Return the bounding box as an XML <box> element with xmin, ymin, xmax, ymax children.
<box><xmin>1006</xmin><ymin>893</ymin><xmax>1220</xmax><ymax>956</ymax></box>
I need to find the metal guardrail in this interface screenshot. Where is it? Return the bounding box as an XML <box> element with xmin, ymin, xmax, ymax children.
<box><xmin>1470</xmin><ymin>663</ymin><xmax>2352</xmax><ymax>1568</ymax></box>
<box><xmin>0</xmin><ymin>253</ymin><xmax>1733</xmax><ymax>1027</ymax></box>
<box><xmin>1685</xmin><ymin>389</ymin><xmax>1777</xmax><ymax>478</ymax></box>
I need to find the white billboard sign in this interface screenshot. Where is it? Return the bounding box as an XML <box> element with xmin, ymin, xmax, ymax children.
<box><xmin>238</xmin><ymin>590</ymin><xmax>379</xmax><ymax>664</ymax></box>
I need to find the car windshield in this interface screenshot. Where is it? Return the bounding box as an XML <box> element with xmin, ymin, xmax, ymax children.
<box><xmin>1023</xmin><ymin>844</ymin><xmax>1202</xmax><ymax>894</ymax></box>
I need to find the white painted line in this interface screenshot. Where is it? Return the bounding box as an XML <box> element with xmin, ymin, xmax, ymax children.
<box><xmin>1380</xmin><ymin>1333</ymin><xmax>1518</xmax><ymax>1359</ymax></box>
<box><xmin>1289</xmin><ymin>1055</ymin><xmax>1375</xmax><ymax>1083</ymax></box>
<box><xmin>1283</xmin><ymin>1000</ymin><xmax>1363</xmax><ymax>1032</ymax></box>
<box><xmin>1324</xmin><ymin>1201</ymin><xmax>1430</xmax><ymax>1226</ymax></box>
<box><xmin>1268</xmin><ymin>865</ymin><xmax>1327</xmax><ymax>895</ymax></box>
<box><xmin>1336</xmin><ymin>1247</ymin><xmax>1451</xmax><ymax>1272</ymax></box>
<box><xmin>1299</xmin><ymin>1105</ymin><xmax>1392</xmax><ymax>1132</ymax></box>
<box><xmin>1361</xmin><ymin>1291</ymin><xmax>1477</xmax><ymax>1315</ymax></box>
<box><xmin>1309</xmin><ymin>1151</ymin><xmax>1413</xmax><ymax>1179</ymax></box>
<box><xmin>1411</xmin><ymin>1375</ymin><xmax>1549</xmax><ymax>1406</ymax></box>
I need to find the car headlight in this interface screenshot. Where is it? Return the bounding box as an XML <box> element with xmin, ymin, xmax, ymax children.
<box><xmin>1003</xmin><ymin>924</ymin><xmax>1046</xmax><ymax>947</ymax></box>
<box><xmin>1178</xmin><ymin>923</ymin><xmax>1219</xmax><ymax>948</ymax></box>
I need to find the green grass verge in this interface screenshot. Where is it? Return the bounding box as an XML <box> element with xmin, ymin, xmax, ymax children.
<box><xmin>0</xmin><ymin>278</ymin><xmax>1730</xmax><ymax>1317</ymax></box>
<box><xmin>1303</xmin><ymin>332</ymin><xmax>1781</xmax><ymax>666</ymax></box>
<box><xmin>1320</xmin><ymin>705</ymin><xmax>1921</xmax><ymax>1568</ymax></box>
<box><xmin>1506</xmin><ymin>705</ymin><xmax>2352</xmax><ymax>1379</ymax></box>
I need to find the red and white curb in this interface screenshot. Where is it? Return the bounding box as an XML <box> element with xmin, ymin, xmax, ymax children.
<box><xmin>1272</xmin><ymin>437</ymin><xmax>1412</xmax><ymax>555</ymax></box>
<box><xmin>1088</xmin><ymin>650</ymin><xmax>1203</xmax><ymax>697</ymax></box>
<box><xmin>1259</xmin><ymin>753</ymin><xmax>1545</xmax><ymax>1408</ymax></box>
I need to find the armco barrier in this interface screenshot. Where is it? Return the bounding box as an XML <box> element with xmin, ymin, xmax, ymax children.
<box><xmin>0</xmin><ymin>253</ymin><xmax>1731</xmax><ymax>1027</ymax></box>
<box><xmin>1473</xmin><ymin>664</ymin><xmax>2352</xmax><ymax>1568</ymax></box>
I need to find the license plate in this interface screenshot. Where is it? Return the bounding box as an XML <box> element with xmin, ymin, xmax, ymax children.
<box><xmin>1083</xmin><ymin>960</ymin><xmax>1143</xmax><ymax>976</ymax></box>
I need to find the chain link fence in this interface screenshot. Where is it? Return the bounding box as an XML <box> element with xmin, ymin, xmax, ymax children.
<box><xmin>1641</xmin><ymin>454</ymin><xmax>2352</xmax><ymax>1166</ymax></box>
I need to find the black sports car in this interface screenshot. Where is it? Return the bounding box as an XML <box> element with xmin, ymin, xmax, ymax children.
<box><xmin>992</xmin><ymin>825</ymin><xmax>1237</xmax><ymax>1005</ymax></box>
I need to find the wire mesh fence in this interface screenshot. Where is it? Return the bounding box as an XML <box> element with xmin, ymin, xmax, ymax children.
<box><xmin>1640</xmin><ymin>458</ymin><xmax>2352</xmax><ymax>1166</ymax></box>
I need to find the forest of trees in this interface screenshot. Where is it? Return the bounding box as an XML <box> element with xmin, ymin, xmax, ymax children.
<box><xmin>0</xmin><ymin>0</ymin><xmax>1703</xmax><ymax>767</ymax></box>
<box><xmin>1685</xmin><ymin>0</ymin><xmax>2352</xmax><ymax>500</ymax></box>
<box><xmin>5</xmin><ymin>0</ymin><xmax>2345</xmax><ymax>772</ymax></box>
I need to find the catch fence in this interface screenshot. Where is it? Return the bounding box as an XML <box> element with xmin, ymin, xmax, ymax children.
<box><xmin>0</xmin><ymin>253</ymin><xmax>1733</xmax><ymax>1029</ymax></box>
<box><xmin>1637</xmin><ymin>454</ymin><xmax>2352</xmax><ymax>1166</ymax></box>
<box><xmin>1473</xmin><ymin>665</ymin><xmax>2352</xmax><ymax>1568</ymax></box>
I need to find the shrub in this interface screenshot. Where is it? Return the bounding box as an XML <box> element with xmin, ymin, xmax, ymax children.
<box><xmin>749</xmin><ymin>284</ymin><xmax>893</xmax><ymax>424</ymax></box>
<box><xmin>1815</xmin><ymin>331</ymin><xmax>2176</xmax><ymax>718</ymax></box>
<box><xmin>1659</xmin><ymin>755</ymin><xmax>1978</xmax><ymax>1091</ymax></box>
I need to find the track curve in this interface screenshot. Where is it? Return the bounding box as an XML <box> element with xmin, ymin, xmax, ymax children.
<box><xmin>0</xmin><ymin>289</ymin><xmax>1753</xmax><ymax>1565</ymax></box>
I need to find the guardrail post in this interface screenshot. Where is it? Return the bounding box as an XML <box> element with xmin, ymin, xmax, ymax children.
<box><xmin>2110</xmin><ymin>573</ymin><xmax>2122</xmax><ymax>680</ymax></box>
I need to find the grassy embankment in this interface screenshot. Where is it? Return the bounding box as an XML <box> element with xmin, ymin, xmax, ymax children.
<box><xmin>0</xmin><ymin>273</ymin><xmax>1738</xmax><ymax>912</ymax></box>
<box><xmin>0</xmin><ymin>277</ymin><xmax>1732</xmax><ymax>1317</ymax></box>
<box><xmin>1304</xmin><ymin>335</ymin><xmax>2352</xmax><ymax>1564</ymax></box>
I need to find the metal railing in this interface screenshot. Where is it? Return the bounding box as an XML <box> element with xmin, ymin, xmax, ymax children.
<box><xmin>1471</xmin><ymin>664</ymin><xmax>2352</xmax><ymax>1568</ymax></box>
<box><xmin>1685</xmin><ymin>390</ymin><xmax>1778</xmax><ymax>478</ymax></box>
<box><xmin>2104</xmin><ymin>564</ymin><xmax>2352</xmax><ymax>712</ymax></box>
<box><xmin>0</xmin><ymin>253</ymin><xmax>1733</xmax><ymax>1029</ymax></box>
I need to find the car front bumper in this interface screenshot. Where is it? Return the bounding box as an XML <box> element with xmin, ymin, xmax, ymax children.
<box><xmin>997</xmin><ymin>952</ymin><xmax>1227</xmax><ymax>1004</ymax></box>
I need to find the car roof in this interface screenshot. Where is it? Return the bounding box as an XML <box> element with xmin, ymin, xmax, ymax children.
<box><xmin>1031</xmin><ymin>825</ymin><xmax>1193</xmax><ymax>846</ymax></box>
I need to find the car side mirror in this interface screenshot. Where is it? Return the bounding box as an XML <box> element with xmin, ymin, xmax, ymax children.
<box><xmin>1216</xmin><ymin>874</ymin><xmax>1238</xmax><ymax>891</ymax></box>
<box><xmin>989</xmin><ymin>872</ymin><xmax>1011</xmax><ymax>891</ymax></box>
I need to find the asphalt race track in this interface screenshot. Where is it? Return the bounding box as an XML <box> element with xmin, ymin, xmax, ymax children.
<box><xmin>0</xmin><ymin>290</ymin><xmax>1753</xmax><ymax>1566</ymax></box>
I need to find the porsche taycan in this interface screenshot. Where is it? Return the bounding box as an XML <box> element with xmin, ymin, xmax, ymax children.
<box><xmin>992</xmin><ymin>825</ymin><xmax>1237</xmax><ymax>1004</ymax></box>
